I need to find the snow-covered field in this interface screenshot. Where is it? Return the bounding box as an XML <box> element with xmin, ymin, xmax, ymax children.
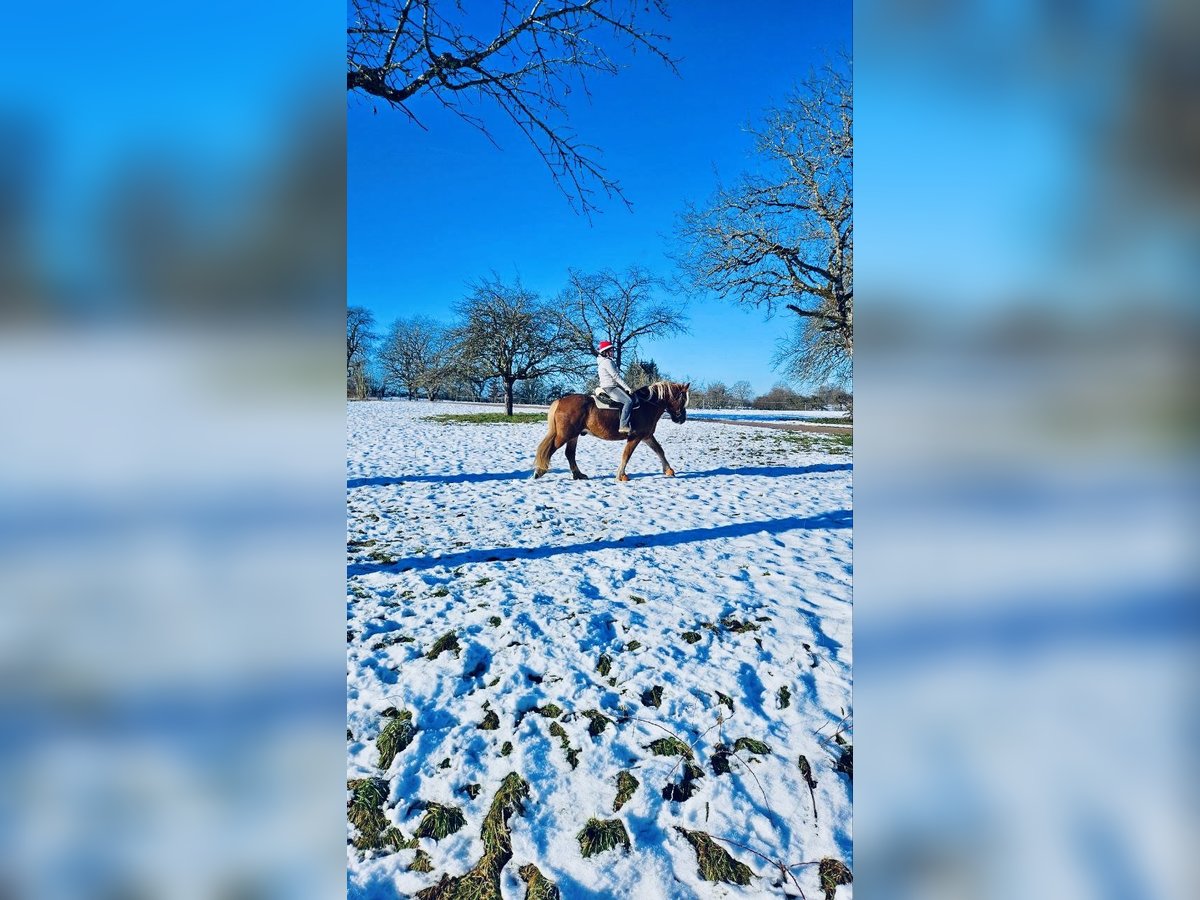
<box><xmin>347</xmin><ymin>400</ymin><xmax>853</xmax><ymax>899</ymax></box>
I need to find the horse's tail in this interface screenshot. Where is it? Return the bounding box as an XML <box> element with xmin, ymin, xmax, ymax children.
<box><xmin>533</xmin><ymin>399</ymin><xmax>560</xmax><ymax>476</ymax></box>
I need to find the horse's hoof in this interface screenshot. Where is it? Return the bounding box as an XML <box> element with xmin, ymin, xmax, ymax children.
<box><xmin>533</xmin><ymin>469</ymin><xmax>546</xmax><ymax>479</ymax></box>
<box><xmin>572</xmin><ymin>472</ymin><xmax>589</xmax><ymax>480</ymax></box>
<box><xmin>617</xmin><ymin>474</ymin><xmax>630</xmax><ymax>482</ymax></box>
<box><xmin>664</xmin><ymin>469</ymin><xmax>675</xmax><ymax>477</ymax></box>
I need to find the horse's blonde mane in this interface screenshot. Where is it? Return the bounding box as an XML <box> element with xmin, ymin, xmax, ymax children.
<box><xmin>647</xmin><ymin>380</ymin><xmax>687</xmax><ymax>404</ymax></box>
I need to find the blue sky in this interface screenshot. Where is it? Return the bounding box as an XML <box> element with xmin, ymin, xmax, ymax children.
<box><xmin>349</xmin><ymin>2</ymin><xmax>851</xmax><ymax>394</ymax></box>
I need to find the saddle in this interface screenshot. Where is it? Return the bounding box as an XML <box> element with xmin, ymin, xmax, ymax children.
<box><xmin>592</xmin><ymin>388</ymin><xmax>640</xmax><ymax>410</ymax></box>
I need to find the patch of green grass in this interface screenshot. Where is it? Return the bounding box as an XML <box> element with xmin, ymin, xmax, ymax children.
<box><xmin>367</xmin><ymin>549</ymin><xmax>399</xmax><ymax>565</ymax></box>
<box><xmin>777</xmin><ymin>685</ymin><xmax>792</xmax><ymax>708</ymax></box>
<box><xmin>715</xmin><ymin>692</ymin><xmax>735</xmax><ymax>713</ymax></box>
<box><xmin>427</xmin><ymin>631</ymin><xmax>461</xmax><ymax>660</ymax></box>
<box><xmin>439</xmin><ymin>757</ymin><xmax>451</xmax><ymax>769</ymax></box>
<box><xmin>576</xmin><ymin>818</ymin><xmax>630</xmax><ymax>858</ymax></box>
<box><xmin>377</xmin><ymin>710</ymin><xmax>416</xmax><ymax>770</ymax></box>
<box><xmin>675</xmin><ymin>828</ymin><xmax>754</xmax><ymax>885</ymax></box>
<box><xmin>646</xmin><ymin>736</ymin><xmax>693</xmax><ymax>760</ymax></box>
<box><xmin>681</xmin><ymin>631</ymin><xmax>702</xmax><ymax>644</ymax></box>
<box><xmin>460</xmin><ymin>783</ymin><xmax>482</xmax><ymax>800</ymax></box>
<box><xmin>409</xmin><ymin>848</ymin><xmax>433</xmax><ymax>872</ymax></box>
<box><xmin>732</xmin><ymin>737</ymin><xmax>772</xmax><ymax>756</ymax></box>
<box><xmin>431</xmin><ymin>586</ymin><xmax>450</xmax><ymax>598</ymax></box>
<box><xmin>625</xmin><ymin>640</ymin><xmax>641</xmax><ymax>651</ymax></box>
<box><xmin>710</xmin><ymin>744</ymin><xmax>733</xmax><ymax>776</ymax></box>
<box><xmin>819</xmin><ymin>858</ymin><xmax>853</xmax><ymax>900</ymax></box>
<box><xmin>518</xmin><ymin>863</ymin><xmax>562</xmax><ymax>900</ymax></box>
<box><xmin>424</xmin><ymin>412</ymin><xmax>547</xmax><ymax>425</ymax></box>
<box><xmin>414</xmin><ymin>802</ymin><xmax>466</xmax><ymax>841</ymax></box>
<box><xmin>370</xmin><ymin>633</ymin><xmax>414</xmax><ymax>650</ymax></box>
<box><xmin>613</xmin><ymin>771</ymin><xmax>639</xmax><ymax>812</ymax></box>
<box><xmin>536</xmin><ymin>704</ymin><xmax>563</xmax><ymax>718</ymax></box>
<box><xmin>582</xmin><ymin>710</ymin><xmax>613</xmax><ymax>737</ymax></box>
<box><xmin>347</xmin><ymin>539</ymin><xmax>377</xmax><ymax>549</ymax></box>
<box><xmin>629</xmin><ymin>594</ymin><xmax>647</xmax><ymax>605</ymax></box>
<box><xmin>720</xmin><ymin>617</ymin><xmax>760</xmax><ymax>633</ymax></box>
<box><xmin>487</xmin><ymin>616</ymin><xmax>502</xmax><ymax>627</ymax></box>
<box><xmin>347</xmin><ymin>778</ymin><xmax>390</xmax><ymax>851</ymax></box>
<box><xmin>596</xmin><ymin>654</ymin><xmax>612</xmax><ymax>677</ymax></box>
<box><xmin>548</xmin><ymin>722</ymin><xmax>579</xmax><ymax>769</ymax></box>
<box><xmin>475</xmin><ymin>577</ymin><xmax>492</xmax><ymax>587</ymax></box>
<box><xmin>500</xmin><ymin>742</ymin><xmax>512</xmax><ymax>757</ymax></box>
<box><xmin>477</xmin><ymin>710</ymin><xmax>500</xmax><ymax>730</ymax></box>
<box><xmin>835</xmin><ymin>745</ymin><xmax>853</xmax><ymax>780</ymax></box>
<box><xmin>641</xmin><ymin>685</ymin><xmax>663</xmax><ymax>708</ymax></box>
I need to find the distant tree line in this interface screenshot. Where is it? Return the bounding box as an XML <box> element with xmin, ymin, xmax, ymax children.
<box><xmin>687</xmin><ymin>382</ymin><xmax>851</xmax><ymax>412</ymax></box>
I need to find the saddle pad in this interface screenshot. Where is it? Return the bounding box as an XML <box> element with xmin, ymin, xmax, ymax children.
<box><xmin>591</xmin><ymin>389</ymin><xmax>622</xmax><ymax>409</ymax></box>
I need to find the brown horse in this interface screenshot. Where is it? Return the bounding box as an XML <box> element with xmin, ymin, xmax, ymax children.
<box><xmin>533</xmin><ymin>381</ymin><xmax>691</xmax><ymax>481</ymax></box>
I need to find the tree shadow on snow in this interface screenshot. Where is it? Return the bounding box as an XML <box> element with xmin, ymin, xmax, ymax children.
<box><xmin>348</xmin><ymin>469</ymin><xmax>531</xmax><ymax>488</ymax></box>
<box><xmin>347</xmin><ymin>510</ymin><xmax>852</xmax><ymax>577</ymax></box>
<box><xmin>681</xmin><ymin>463</ymin><xmax>852</xmax><ymax>479</ymax></box>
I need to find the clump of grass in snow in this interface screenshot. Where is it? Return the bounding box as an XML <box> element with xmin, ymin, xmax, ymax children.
<box><xmin>819</xmin><ymin>858</ymin><xmax>853</xmax><ymax>900</ymax></box>
<box><xmin>347</xmin><ymin>778</ymin><xmax>413</xmax><ymax>852</ymax></box>
<box><xmin>460</xmin><ymin>783</ymin><xmax>482</xmax><ymax>800</ymax></box>
<box><xmin>439</xmin><ymin>757</ymin><xmax>451</xmax><ymax>769</ymax></box>
<box><xmin>415</xmin><ymin>773</ymin><xmax>532</xmax><ymax>900</ymax></box>
<box><xmin>710</xmin><ymin>744</ymin><xmax>733</xmax><ymax>776</ymax></box>
<box><xmin>409</xmin><ymin>848</ymin><xmax>433</xmax><ymax>872</ymax></box>
<box><xmin>576</xmin><ymin>818</ymin><xmax>630</xmax><ymax>858</ymax></box>
<box><xmin>715</xmin><ymin>692</ymin><xmax>735</xmax><ymax>713</ymax></box>
<box><xmin>431</xmin><ymin>586</ymin><xmax>450</xmax><ymax>598</ymax></box>
<box><xmin>596</xmin><ymin>654</ymin><xmax>612</xmax><ymax>677</ymax></box>
<box><xmin>625</xmin><ymin>640</ymin><xmax>641</xmax><ymax>651</ymax></box>
<box><xmin>376</xmin><ymin>710</ymin><xmax>416</xmax><ymax>770</ymax></box>
<box><xmin>646</xmin><ymin>736</ymin><xmax>693</xmax><ymax>760</ymax></box>
<box><xmin>835</xmin><ymin>744</ymin><xmax>853</xmax><ymax>780</ymax></box>
<box><xmin>413</xmin><ymin>802</ymin><xmax>466</xmax><ymax>841</ymax></box>
<box><xmin>370</xmin><ymin>633</ymin><xmax>414</xmax><ymax>650</ymax></box>
<box><xmin>500</xmin><ymin>741</ymin><xmax>513</xmax><ymax>757</ymax></box>
<box><xmin>629</xmin><ymin>594</ymin><xmax>646</xmax><ymax>604</ymax></box>
<box><xmin>537</xmin><ymin>703</ymin><xmax>563</xmax><ymax>718</ymax></box>
<box><xmin>427</xmin><ymin>631</ymin><xmax>460</xmax><ymax>660</ymax></box>
<box><xmin>613</xmin><ymin>771</ymin><xmax>639</xmax><ymax>811</ymax></box>
<box><xmin>662</xmin><ymin>762</ymin><xmax>705</xmax><ymax>802</ymax></box>
<box><xmin>641</xmin><ymin>685</ymin><xmax>663</xmax><ymax>708</ymax></box>
<box><xmin>720</xmin><ymin>617</ymin><xmax>760</xmax><ymax>633</ymax></box>
<box><xmin>777</xmin><ymin>685</ymin><xmax>792</xmax><ymax>708</ymax></box>
<box><xmin>799</xmin><ymin>755</ymin><xmax>818</xmax><ymax>820</ymax></box>
<box><xmin>548</xmin><ymin>722</ymin><xmax>580</xmax><ymax>769</ymax></box>
<box><xmin>518</xmin><ymin>863</ymin><xmax>562</xmax><ymax>900</ymax></box>
<box><xmin>582</xmin><ymin>710</ymin><xmax>613</xmax><ymax>737</ymax></box>
<box><xmin>424</xmin><ymin>412</ymin><xmax>547</xmax><ymax>425</ymax></box>
<box><xmin>732</xmin><ymin>737</ymin><xmax>772</xmax><ymax>756</ymax></box>
<box><xmin>675</xmin><ymin>828</ymin><xmax>754</xmax><ymax>885</ymax></box>
<box><xmin>487</xmin><ymin>616</ymin><xmax>501</xmax><ymax>627</ymax></box>
<box><xmin>478</xmin><ymin>710</ymin><xmax>500</xmax><ymax>730</ymax></box>
<box><xmin>681</xmin><ymin>631</ymin><xmax>702</xmax><ymax>644</ymax></box>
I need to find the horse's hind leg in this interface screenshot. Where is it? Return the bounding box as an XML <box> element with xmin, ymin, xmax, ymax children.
<box><xmin>565</xmin><ymin>438</ymin><xmax>588</xmax><ymax>480</ymax></box>
<box><xmin>644</xmin><ymin>434</ymin><xmax>675</xmax><ymax>476</ymax></box>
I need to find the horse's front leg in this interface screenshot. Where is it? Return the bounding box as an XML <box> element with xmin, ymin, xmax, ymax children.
<box><xmin>565</xmin><ymin>438</ymin><xmax>588</xmax><ymax>479</ymax></box>
<box><xmin>616</xmin><ymin>438</ymin><xmax>642</xmax><ymax>482</ymax></box>
<box><xmin>643</xmin><ymin>434</ymin><xmax>675</xmax><ymax>476</ymax></box>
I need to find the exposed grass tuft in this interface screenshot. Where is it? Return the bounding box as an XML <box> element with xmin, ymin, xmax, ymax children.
<box><xmin>835</xmin><ymin>745</ymin><xmax>853</xmax><ymax>780</ymax></box>
<box><xmin>582</xmin><ymin>710</ymin><xmax>613</xmax><ymax>737</ymax></box>
<box><xmin>548</xmin><ymin>722</ymin><xmax>580</xmax><ymax>769</ymax></box>
<box><xmin>487</xmin><ymin>616</ymin><xmax>502</xmax><ymax>627</ymax></box>
<box><xmin>646</xmin><ymin>736</ymin><xmax>693</xmax><ymax>760</ymax></box>
<box><xmin>710</xmin><ymin>744</ymin><xmax>733</xmax><ymax>776</ymax></box>
<box><xmin>629</xmin><ymin>594</ymin><xmax>646</xmax><ymax>605</ymax></box>
<box><xmin>576</xmin><ymin>817</ymin><xmax>630</xmax><ymax>858</ymax></box>
<box><xmin>819</xmin><ymin>858</ymin><xmax>853</xmax><ymax>900</ymax></box>
<box><xmin>641</xmin><ymin>685</ymin><xmax>663</xmax><ymax>708</ymax></box>
<box><xmin>613</xmin><ymin>771</ymin><xmax>640</xmax><ymax>811</ymax></box>
<box><xmin>408</xmin><ymin>848</ymin><xmax>433</xmax><ymax>872</ymax></box>
<box><xmin>777</xmin><ymin>685</ymin><xmax>792</xmax><ymax>708</ymax></box>
<box><xmin>720</xmin><ymin>617</ymin><xmax>760</xmax><ymax>633</ymax></box>
<box><xmin>518</xmin><ymin>863</ymin><xmax>562</xmax><ymax>900</ymax></box>
<box><xmin>681</xmin><ymin>631</ymin><xmax>702</xmax><ymax>644</ymax></box>
<box><xmin>347</xmin><ymin>778</ymin><xmax>393</xmax><ymax>851</ymax></box>
<box><xmin>715</xmin><ymin>692</ymin><xmax>735</xmax><ymax>713</ymax></box>
<box><xmin>413</xmin><ymin>802</ymin><xmax>467</xmax><ymax>841</ymax></box>
<box><xmin>732</xmin><ymin>737</ymin><xmax>773</xmax><ymax>756</ymax></box>
<box><xmin>460</xmin><ymin>783</ymin><xmax>482</xmax><ymax>800</ymax></box>
<box><xmin>537</xmin><ymin>703</ymin><xmax>563</xmax><ymax>718</ymax></box>
<box><xmin>427</xmin><ymin>631</ymin><xmax>461</xmax><ymax>660</ymax></box>
<box><xmin>424</xmin><ymin>412</ymin><xmax>547</xmax><ymax>425</ymax></box>
<box><xmin>596</xmin><ymin>654</ymin><xmax>612</xmax><ymax>677</ymax></box>
<box><xmin>477</xmin><ymin>710</ymin><xmax>500</xmax><ymax>730</ymax></box>
<box><xmin>376</xmin><ymin>708</ymin><xmax>417</xmax><ymax>770</ymax></box>
<box><xmin>662</xmin><ymin>762</ymin><xmax>705</xmax><ymax>802</ymax></box>
<box><xmin>500</xmin><ymin>741</ymin><xmax>513</xmax><ymax>757</ymax></box>
<box><xmin>675</xmin><ymin>828</ymin><xmax>754</xmax><ymax>885</ymax></box>
<box><xmin>625</xmin><ymin>640</ymin><xmax>641</xmax><ymax>651</ymax></box>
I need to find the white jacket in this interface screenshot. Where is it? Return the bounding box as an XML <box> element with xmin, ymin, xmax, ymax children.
<box><xmin>597</xmin><ymin>354</ymin><xmax>632</xmax><ymax>394</ymax></box>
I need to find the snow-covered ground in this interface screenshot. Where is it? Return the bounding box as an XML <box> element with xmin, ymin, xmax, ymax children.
<box><xmin>347</xmin><ymin>400</ymin><xmax>853</xmax><ymax>899</ymax></box>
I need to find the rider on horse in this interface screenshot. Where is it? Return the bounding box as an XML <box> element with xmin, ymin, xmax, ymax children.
<box><xmin>596</xmin><ymin>341</ymin><xmax>634</xmax><ymax>434</ymax></box>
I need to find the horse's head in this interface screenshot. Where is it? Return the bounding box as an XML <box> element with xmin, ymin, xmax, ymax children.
<box><xmin>656</xmin><ymin>381</ymin><xmax>690</xmax><ymax>424</ymax></box>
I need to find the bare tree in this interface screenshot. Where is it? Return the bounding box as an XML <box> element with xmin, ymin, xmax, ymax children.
<box><xmin>378</xmin><ymin>316</ymin><xmax>450</xmax><ymax>399</ymax></box>
<box><xmin>347</xmin><ymin>306</ymin><xmax>378</xmax><ymax>398</ymax></box>
<box><xmin>557</xmin><ymin>266</ymin><xmax>688</xmax><ymax>375</ymax></box>
<box><xmin>679</xmin><ymin>57</ymin><xmax>851</xmax><ymax>385</ymax></box>
<box><xmin>348</xmin><ymin>1</ymin><xmax>676</xmax><ymax>216</ymax></box>
<box><xmin>730</xmin><ymin>380</ymin><xmax>753</xmax><ymax>407</ymax></box>
<box><xmin>451</xmin><ymin>277</ymin><xmax>569</xmax><ymax>416</ymax></box>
